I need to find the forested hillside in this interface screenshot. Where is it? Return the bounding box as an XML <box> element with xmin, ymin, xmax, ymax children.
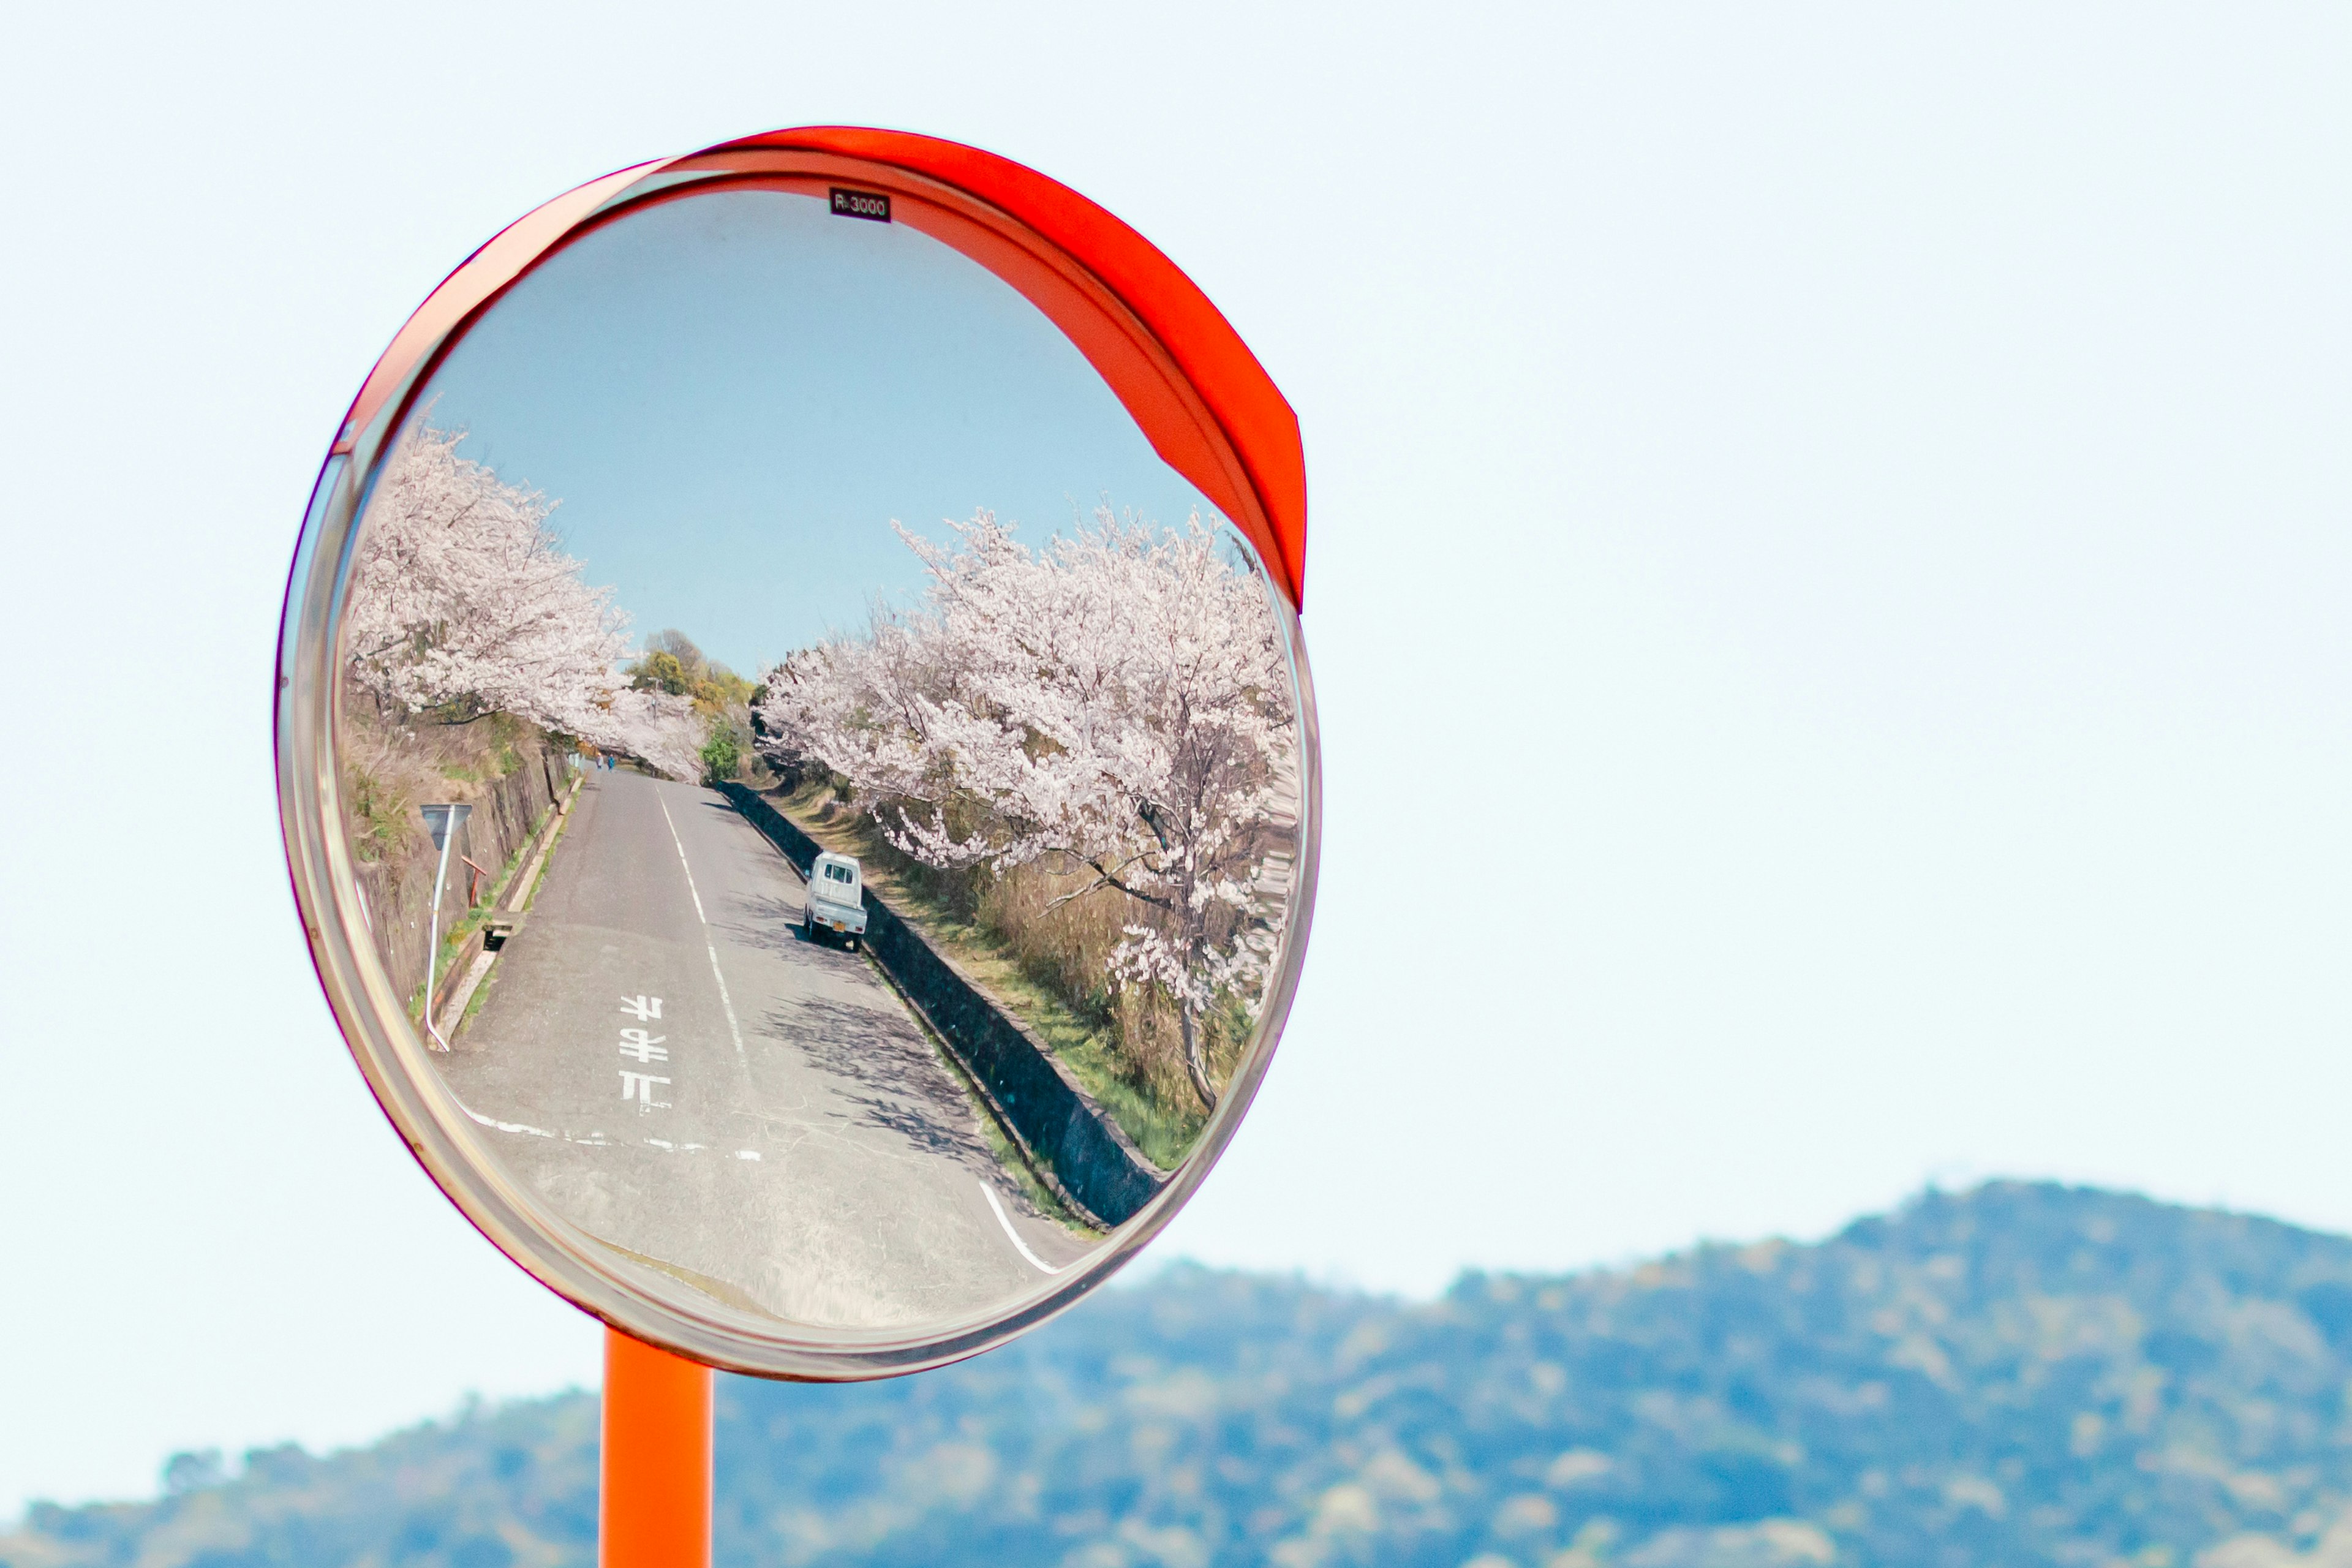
<box><xmin>12</xmin><ymin>1183</ymin><xmax>2352</xmax><ymax>1568</ymax></box>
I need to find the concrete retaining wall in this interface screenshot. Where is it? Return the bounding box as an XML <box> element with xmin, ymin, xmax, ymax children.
<box><xmin>356</xmin><ymin>746</ymin><xmax>564</xmax><ymax>1011</ymax></box>
<box><xmin>720</xmin><ymin>782</ymin><xmax>1168</xmax><ymax>1227</ymax></box>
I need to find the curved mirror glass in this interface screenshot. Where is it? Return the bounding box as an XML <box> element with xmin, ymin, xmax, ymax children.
<box><xmin>331</xmin><ymin>185</ymin><xmax>1306</xmax><ymax>1331</ymax></box>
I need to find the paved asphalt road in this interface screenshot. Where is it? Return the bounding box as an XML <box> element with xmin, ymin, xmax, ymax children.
<box><xmin>435</xmin><ymin>767</ymin><xmax>1095</xmax><ymax>1329</ymax></box>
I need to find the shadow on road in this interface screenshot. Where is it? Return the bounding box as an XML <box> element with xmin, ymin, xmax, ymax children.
<box><xmin>712</xmin><ymin>889</ymin><xmax>819</xmax><ymax>956</ymax></box>
<box><xmin>756</xmin><ymin>993</ymin><xmax>995</xmax><ymax>1170</ymax></box>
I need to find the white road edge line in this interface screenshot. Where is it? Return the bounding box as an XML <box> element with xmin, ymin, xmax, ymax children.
<box><xmin>462</xmin><ymin>1106</ymin><xmax>557</xmax><ymax>1139</ymax></box>
<box><xmin>656</xmin><ymin>790</ymin><xmax>749</xmax><ymax>1068</ymax></box>
<box><xmin>456</xmin><ymin>1096</ymin><xmax>714</xmax><ymax>1155</ymax></box>
<box><xmin>980</xmin><ymin>1181</ymin><xmax>1065</xmax><ymax>1274</ymax></box>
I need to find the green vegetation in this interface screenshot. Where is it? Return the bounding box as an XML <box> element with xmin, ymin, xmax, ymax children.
<box><xmin>342</xmin><ymin>764</ymin><xmax>409</xmax><ymax>864</ymax></box>
<box><xmin>628</xmin><ymin>630</ymin><xmax>759</xmax><ymax>786</ymax></box>
<box><xmin>626</xmin><ymin>629</ymin><xmax>756</xmax><ymax>714</ymax></box>
<box><xmin>20</xmin><ymin>1184</ymin><xmax>2352</xmax><ymax>1567</ymax></box>
<box><xmin>517</xmin><ymin>796</ymin><xmax>575</xmax><ymax>911</ymax></box>
<box><xmin>699</xmin><ymin>726</ymin><xmax>742</xmax><ymax>785</ymax></box>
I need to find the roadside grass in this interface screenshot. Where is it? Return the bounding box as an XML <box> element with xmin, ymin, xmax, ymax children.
<box><xmin>344</xmin><ymin>765</ymin><xmax>409</xmax><ymax>863</ymax></box>
<box><xmin>516</xmin><ymin>787</ymin><xmax>576</xmax><ymax>910</ymax></box>
<box><xmin>771</xmin><ymin>782</ymin><xmax>1222</xmax><ymax>1171</ymax></box>
<box><xmin>453</xmin><ymin>962</ymin><xmax>497</xmax><ymax>1033</ymax></box>
<box><xmin>451</xmin><ymin>782</ymin><xmax>580</xmax><ymax>1033</ymax></box>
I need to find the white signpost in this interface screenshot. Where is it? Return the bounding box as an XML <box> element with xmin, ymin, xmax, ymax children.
<box><xmin>417</xmin><ymin>803</ymin><xmax>473</xmax><ymax>1052</ymax></box>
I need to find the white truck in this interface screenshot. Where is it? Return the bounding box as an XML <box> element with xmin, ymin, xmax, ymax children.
<box><xmin>805</xmin><ymin>851</ymin><xmax>869</xmax><ymax>949</ymax></box>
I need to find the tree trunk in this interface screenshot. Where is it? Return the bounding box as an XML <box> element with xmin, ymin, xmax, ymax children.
<box><xmin>1180</xmin><ymin>1005</ymin><xmax>1218</xmax><ymax>1113</ymax></box>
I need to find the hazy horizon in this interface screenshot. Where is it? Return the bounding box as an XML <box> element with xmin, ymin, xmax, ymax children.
<box><xmin>10</xmin><ymin>1175</ymin><xmax>2329</xmax><ymax>1532</ymax></box>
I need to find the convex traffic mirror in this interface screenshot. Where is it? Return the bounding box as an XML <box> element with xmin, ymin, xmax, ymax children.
<box><xmin>277</xmin><ymin>129</ymin><xmax>1319</xmax><ymax>1376</ymax></box>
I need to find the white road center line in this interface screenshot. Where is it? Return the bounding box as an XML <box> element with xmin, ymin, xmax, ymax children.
<box><xmin>657</xmin><ymin>793</ymin><xmax>709</xmax><ymax>924</ymax></box>
<box><xmin>657</xmin><ymin>791</ymin><xmax>748</xmax><ymax>1068</ymax></box>
<box><xmin>979</xmin><ymin>1181</ymin><xmax>1065</xmax><ymax>1274</ymax></box>
<box><xmin>703</xmin><ymin>947</ymin><xmax>747</xmax><ymax>1065</ymax></box>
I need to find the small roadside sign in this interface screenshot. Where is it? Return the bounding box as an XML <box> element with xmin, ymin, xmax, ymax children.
<box><xmin>420</xmin><ymin>803</ymin><xmax>472</xmax><ymax>853</ymax></box>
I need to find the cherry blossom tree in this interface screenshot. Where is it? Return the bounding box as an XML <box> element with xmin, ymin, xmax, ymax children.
<box><xmin>346</xmin><ymin>420</ymin><xmax>704</xmax><ymax>777</ymax></box>
<box><xmin>576</xmin><ymin>685</ymin><xmax>707</xmax><ymax>783</ymax></box>
<box><xmin>760</xmin><ymin>510</ymin><xmax>1297</xmax><ymax>1109</ymax></box>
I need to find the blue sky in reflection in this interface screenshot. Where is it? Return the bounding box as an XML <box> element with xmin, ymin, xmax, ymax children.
<box><xmin>407</xmin><ymin>186</ymin><xmax>1225</xmax><ymax>676</ymax></box>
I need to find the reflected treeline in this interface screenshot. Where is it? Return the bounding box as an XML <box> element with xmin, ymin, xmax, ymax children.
<box><xmin>344</xmin><ymin>421</ymin><xmax>703</xmax><ymax>775</ymax></box>
<box><xmin>756</xmin><ymin>510</ymin><xmax>1300</xmax><ymax>1156</ymax></box>
<box><xmin>337</xmin><ymin>423</ymin><xmax>733</xmax><ymax>1004</ymax></box>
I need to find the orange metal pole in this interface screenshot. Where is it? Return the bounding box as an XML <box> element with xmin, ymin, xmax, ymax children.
<box><xmin>600</xmin><ymin>1328</ymin><xmax>712</xmax><ymax>1568</ymax></box>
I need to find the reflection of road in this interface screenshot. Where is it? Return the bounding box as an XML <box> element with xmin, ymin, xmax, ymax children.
<box><xmin>437</xmin><ymin>767</ymin><xmax>1090</xmax><ymax>1328</ymax></box>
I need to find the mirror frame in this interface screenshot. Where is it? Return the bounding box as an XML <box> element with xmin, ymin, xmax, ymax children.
<box><xmin>274</xmin><ymin>127</ymin><xmax>1321</xmax><ymax>1379</ymax></box>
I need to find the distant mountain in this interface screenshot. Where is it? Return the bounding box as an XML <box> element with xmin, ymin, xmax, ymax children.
<box><xmin>10</xmin><ymin>1183</ymin><xmax>2352</xmax><ymax>1568</ymax></box>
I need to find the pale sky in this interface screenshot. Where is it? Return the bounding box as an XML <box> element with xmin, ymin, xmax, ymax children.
<box><xmin>4</xmin><ymin>0</ymin><xmax>2351</xmax><ymax>1521</ymax></box>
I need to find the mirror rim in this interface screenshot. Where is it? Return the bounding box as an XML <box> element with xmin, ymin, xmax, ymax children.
<box><xmin>275</xmin><ymin>129</ymin><xmax>1322</xmax><ymax>1379</ymax></box>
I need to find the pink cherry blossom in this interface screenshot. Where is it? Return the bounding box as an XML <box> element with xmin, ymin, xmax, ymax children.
<box><xmin>761</xmin><ymin>510</ymin><xmax>1298</xmax><ymax>1109</ymax></box>
<box><xmin>345</xmin><ymin>420</ymin><xmax>704</xmax><ymax>779</ymax></box>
